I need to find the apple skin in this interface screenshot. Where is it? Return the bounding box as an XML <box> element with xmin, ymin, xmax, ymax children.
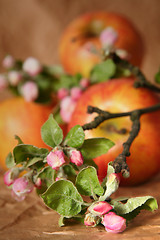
<box><xmin>59</xmin><ymin>11</ymin><xmax>145</xmax><ymax>77</ymax></box>
<box><xmin>68</xmin><ymin>78</ymin><xmax>160</xmax><ymax>186</ymax></box>
<box><xmin>0</xmin><ymin>97</ymin><xmax>67</xmax><ymax>171</ymax></box>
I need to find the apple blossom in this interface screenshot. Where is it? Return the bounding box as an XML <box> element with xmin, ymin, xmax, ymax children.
<box><xmin>46</xmin><ymin>148</ymin><xmax>65</xmax><ymax>170</ymax></box>
<box><xmin>89</xmin><ymin>201</ymin><xmax>113</xmax><ymax>216</ymax></box>
<box><xmin>84</xmin><ymin>213</ymin><xmax>100</xmax><ymax>227</ymax></box>
<box><xmin>102</xmin><ymin>212</ymin><xmax>126</xmax><ymax>233</ymax></box>
<box><xmin>8</xmin><ymin>71</ymin><xmax>22</xmax><ymax>86</ymax></box>
<box><xmin>2</xmin><ymin>55</ymin><xmax>15</xmax><ymax>69</ymax></box>
<box><xmin>80</xmin><ymin>78</ymin><xmax>90</xmax><ymax>88</ymax></box>
<box><xmin>57</xmin><ymin>88</ymin><xmax>69</xmax><ymax>100</ymax></box>
<box><xmin>70</xmin><ymin>87</ymin><xmax>83</xmax><ymax>101</ymax></box>
<box><xmin>0</xmin><ymin>74</ymin><xmax>8</xmax><ymax>90</ymax></box>
<box><xmin>69</xmin><ymin>149</ymin><xmax>83</xmax><ymax>166</ymax></box>
<box><xmin>100</xmin><ymin>27</ymin><xmax>118</xmax><ymax>47</ymax></box>
<box><xmin>3</xmin><ymin>169</ymin><xmax>18</xmax><ymax>186</ymax></box>
<box><xmin>12</xmin><ymin>177</ymin><xmax>34</xmax><ymax>201</ymax></box>
<box><xmin>23</xmin><ymin>57</ymin><xmax>42</xmax><ymax>76</ymax></box>
<box><xmin>60</xmin><ymin>96</ymin><xmax>77</xmax><ymax>123</ymax></box>
<box><xmin>116</xmin><ymin>49</ymin><xmax>130</xmax><ymax>60</ymax></box>
<box><xmin>21</xmin><ymin>81</ymin><xmax>38</xmax><ymax>102</ymax></box>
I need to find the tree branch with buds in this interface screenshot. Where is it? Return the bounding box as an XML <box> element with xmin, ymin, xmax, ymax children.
<box><xmin>82</xmin><ymin>103</ymin><xmax>160</xmax><ymax>177</ymax></box>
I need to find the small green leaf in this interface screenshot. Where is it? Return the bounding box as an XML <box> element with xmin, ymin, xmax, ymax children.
<box><xmin>13</xmin><ymin>144</ymin><xmax>48</xmax><ymax>164</ymax></box>
<box><xmin>42</xmin><ymin>180</ymin><xmax>84</xmax><ymax>217</ymax></box>
<box><xmin>111</xmin><ymin>196</ymin><xmax>158</xmax><ymax>221</ymax></box>
<box><xmin>64</xmin><ymin>125</ymin><xmax>85</xmax><ymax>148</ymax></box>
<box><xmin>5</xmin><ymin>152</ymin><xmax>15</xmax><ymax>168</ymax></box>
<box><xmin>26</xmin><ymin>157</ymin><xmax>43</xmax><ymax>167</ymax></box>
<box><xmin>41</xmin><ymin>114</ymin><xmax>63</xmax><ymax>148</ymax></box>
<box><xmin>76</xmin><ymin>166</ymin><xmax>104</xmax><ymax>197</ymax></box>
<box><xmin>15</xmin><ymin>135</ymin><xmax>23</xmax><ymax>144</ymax></box>
<box><xmin>79</xmin><ymin>138</ymin><xmax>114</xmax><ymax>160</ymax></box>
<box><xmin>155</xmin><ymin>69</ymin><xmax>160</xmax><ymax>84</ymax></box>
<box><xmin>90</xmin><ymin>59</ymin><xmax>116</xmax><ymax>84</ymax></box>
<box><xmin>59</xmin><ymin>216</ymin><xmax>65</xmax><ymax>227</ymax></box>
<box><xmin>101</xmin><ymin>162</ymin><xmax>115</xmax><ymax>187</ymax></box>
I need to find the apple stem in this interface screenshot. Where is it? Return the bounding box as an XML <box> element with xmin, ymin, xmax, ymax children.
<box><xmin>107</xmin><ymin>52</ymin><xmax>160</xmax><ymax>93</ymax></box>
<box><xmin>82</xmin><ymin>103</ymin><xmax>160</xmax><ymax>177</ymax></box>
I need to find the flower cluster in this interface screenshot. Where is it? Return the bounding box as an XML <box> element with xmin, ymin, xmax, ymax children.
<box><xmin>57</xmin><ymin>78</ymin><xmax>90</xmax><ymax>123</ymax></box>
<box><xmin>3</xmin><ymin>168</ymin><xmax>40</xmax><ymax>201</ymax></box>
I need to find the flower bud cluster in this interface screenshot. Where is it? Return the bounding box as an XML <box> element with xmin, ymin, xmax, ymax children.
<box><xmin>57</xmin><ymin>78</ymin><xmax>90</xmax><ymax>123</ymax></box>
<box><xmin>1</xmin><ymin>55</ymin><xmax>42</xmax><ymax>102</ymax></box>
<box><xmin>3</xmin><ymin>168</ymin><xmax>42</xmax><ymax>201</ymax></box>
<box><xmin>46</xmin><ymin>147</ymin><xmax>84</xmax><ymax>170</ymax></box>
<box><xmin>84</xmin><ymin>200</ymin><xmax>126</xmax><ymax>233</ymax></box>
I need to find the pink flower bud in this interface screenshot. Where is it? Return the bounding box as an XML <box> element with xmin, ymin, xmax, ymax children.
<box><xmin>23</xmin><ymin>57</ymin><xmax>42</xmax><ymax>76</ymax></box>
<box><xmin>8</xmin><ymin>71</ymin><xmax>22</xmax><ymax>86</ymax></box>
<box><xmin>0</xmin><ymin>74</ymin><xmax>8</xmax><ymax>90</ymax></box>
<box><xmin>116</xmin><ymin>49</ymin><xmax>130</xmax><ymax>60</ymax></box>
<box><xmin>34</xmin><ymin>178</ymin><xmax>42</xmax><ymax>188</ymax></box>
<box><xmin>102</xmin><ymin>212</ymin><xmax>126</xmax><ymax>233</ymax></box>
<box><xmin>21</xmin><ymin>81</ymin><xmax>38</xmax><ymax>102</ymax></box>
<box><xmin>4</xmin><ymin>169</ymin><xmax>17</xmax><ymax>186</ymax></box>
<box><xmin>108</xmin><ymin>173</ymin><xmax>120</xmax><ymax>184</ymax></box>
<box><xmin>84</xmin><ymin>213</ymin><xmax>100</xmax><ymax>227</ymax></box>
<box><xmin>80</xmin><ymin>78</ymin><xmax>90</xmax><ymax>88</ymax></box>
<box><xmin>100</xmin><ymin>27</ymin><xmax>118</xmax><ymax>47</ymax></box>
<box><xmin>60</xmin><ymin>96</ymin><xmax>76</xmax><ymax>123</ymax></box>
<box><xmin>57</xmin><ymin>88</ymin><xmax>69</xmax><ymax>100</ymax></box>
<box><xmin>91</xmin><ymin>201</ymin><xmax>113</xmax><ymax>216</ymax></box>
<box><xmin>70</xmin><ymin>87</ymin><xmax>83</xmax><ymax>101</ymax></box>
<box><xmin>69</xmin><ymin>149</ymin><xmax>83</xmax><ymax>166</ymax></box>
<box><xmin>12</xmin><ymin>177</ymin><xmax>34</xmax><ymax>201</ymax></box>
<box><xmin>46</xmin><ymin>148</ymin><xmax>65</xmax><ymax>170</ymax></box>
<box><xmin>2</xmin><ymin>55</ymin><xmax>15</xmax><ymax>69</ymax></box>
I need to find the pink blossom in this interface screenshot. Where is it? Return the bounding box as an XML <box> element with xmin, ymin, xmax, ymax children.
<box><xmin>4</xmin><ymin>170</ymin><xmax>16</xmax><ymax>186</ymax></box>
<box><xmin>69</xmin><ymin>149</ymin><xmax>83</xmax><ymax>166</ymax></box>
<box><xmin>84</xmin><ymin>213</ymin><xmax>100</xmax><ymax>227</ymax></box>
<box><xmin>34</xmin><ymin>178</ymin><xmax>42</xmax><ymax>188</ymax></box>
<box><xmin>0</xmin><ymin>74</ymin><xmax>8</xmax><ymax>90</ymax></box>
<box><xmin>21</xmin><ymin>81</ymin><xmax>38</xmax><ymax>102</ymax></box>
<box><xmin>8</xmin><ymin>71</ymin><xmax>22</xmax><ymax>86</ymax></box>
<box><xmin>23</xmin><ymin>57</ymin><xmax>42</xmax><ymax>76</ymax></box>
<box><xmin>80</xmin><ymin>78</ymin><xmax>90</xmax><ymax>88</ymax></box>
<box><xmin>12</xmin><ymin>177</ymin><xmax>34</xmax><ymax>201</ymax></box>
<box><xmin>92</xmin><ymin>201</ymin><xmax>113</xmax><ymax>216</ymax></box>
<box><xmin>108</xmin><ymin>173</ymin><xmax>120</xmax><ymax>185</ymax></box>
<box><xmin>57</xmin><ymin>88</ymin><xmax>69</xmax><ymax>100</ymax></box>
<box><xmin>100</xmin><ymin>27</ymin><xmax>118</xmax><ymax>47</ymax></box>
<box><xmin>116</xmin><ymin>49</ymin><xmax>130</xmax><ymax>60</ymax></box>
<box><xmin>102</xmin><ymin>212</ymin><xmax>126</xmax><ymax>233</ymax></box>
<box><xmin>70</xmin><ymin>87</ymin><xmax>83</xmax><ymax>101</ymax></box>
<box><xmin>47</xmin><ymin>148</ymin><xmax>65</xmax><ymax>170</ymax></box>
<box><xmin>60</xmin><ymin>96</ymin><xmax>77</xmax><ymax>123</ymax></box>
<box><xmin>2</xmin><ymin>55</ymin><xmax>15</xmax><ymax>69</ymax></box>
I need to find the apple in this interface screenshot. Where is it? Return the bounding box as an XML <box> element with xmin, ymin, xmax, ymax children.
<box><xmin>68</xmin><ymin>78</ymin><xmax>160</xmax><ymax>186</ymax></box>
<box><xmin>0</xmin><ymin>97</ymin><xmax>67</xmax><ymax>171</ymax></box>
<box><xmin>59</xmin><ymin>11</ymin><xmax>145</xmax><ymax>77</ymax></box>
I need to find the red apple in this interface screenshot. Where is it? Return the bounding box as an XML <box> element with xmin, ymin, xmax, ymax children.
<box><xmin>0</xmin><ymin>97</ymin><xmax>67</xmax><ymax>171</ymax></box>
<box><xmin>68</xmin><ymin>78</ymin><xmax>160</xmax><ymax>186</ymax></box>
<box><xmin>59</xmin><ymin>12</ymin><xmax>145</xmax><ymax>77</ymax></box>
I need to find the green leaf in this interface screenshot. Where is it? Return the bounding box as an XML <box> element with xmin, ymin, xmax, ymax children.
<box><xmin>59</xmin><ymin>216</ymin><xmax>65</xmax><ymax>227</ymax></box>
<box><xmin>64</xmin><ymin>125</ymin><xmax>85</xmax><ymax>148</ymax></box>
<box><xmin>155</xmin><ymin>69</ymin><xmax>160</xmax><ymax>84</ymax></box>
<box><xmin>90</xmin><ymin>59</ymin><xmax>116</xmax><ymax>84</ymax></box>
<box><xmin>79</xmin><ymin>138</ymin><xmax>114</xmax><ymax>160</ymax></box>
<box><xmin>26</xmin><ymin>157</ymin><xmax>43</xmax><ymax>167</ymax></box>
<box><xmin>101</xmin><ymin>162</ymin><xmax>115</xmax><ymax>188</ymax></box>
<box><xmin>76</xmin><ymin>166</ymin><xmax>104</xmax><ymax>197</ymax></box>
<box><xmin>13</xmin><ymin>144</ymin><xmax>48</xmax><ymax>164</ymax></box>
<box><xmin>5</xmin><ymin>152</ymin><xmax>15</xmax><ymax>168</ymax></box>
<box><xmin>42</xmin><ymin>180</ymin><xmax>84</xmax><ymax>217</ymax></box>
<box><xmin>15</xmin><ymin>135</ymin><xmax>23</xmax><ymax>144</ymax></box>
<box><xmin>41</xmin><ymin>114</ymin><xmax>63</xmax><ymax>148</ymax></box>
<box><xmin>111</xmin><ymin>196</ymin><xmax>158</xmax><ymax>221</ymax></box>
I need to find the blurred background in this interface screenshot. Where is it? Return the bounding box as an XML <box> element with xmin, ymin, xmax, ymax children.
<box><xmin>0</xmin><ymin>0</ymin><xmax>160</xmax><ymax>100</ymax></box>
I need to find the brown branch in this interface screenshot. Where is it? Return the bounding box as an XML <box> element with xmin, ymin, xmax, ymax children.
<box><xmin>107</xmin><ymin>52</ymin><xmax>160</xmax><ymax>93</ymax></box>
<box><xmin>82</xmin><ymin>103</ymin><xmax>160</xmax><ymax>177</ymax></box>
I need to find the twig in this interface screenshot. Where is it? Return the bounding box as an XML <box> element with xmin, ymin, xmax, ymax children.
<box><xmin>82</xmin><ymin>103</ymin><xmax>160</xmax><ymax>177</ymax></box>
<box><xmin>107</xmin><ymin>52</ymin><xmax>160</xmax><ymax>93</ymax></box>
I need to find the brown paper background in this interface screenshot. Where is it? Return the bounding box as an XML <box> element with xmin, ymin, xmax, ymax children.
<box><xmin>0</xmin><ymin>0</ymin><xmax>160</xmax><ymax>239</ymax></box>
